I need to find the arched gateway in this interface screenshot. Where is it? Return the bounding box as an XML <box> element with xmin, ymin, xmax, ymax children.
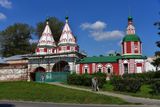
<box><xmin>28</xmin><ymin>17</ymin><xmax>85</xmax><ymax>82</ymax></box>
<box><xmin>52</xmin><ymin>61</ymin><xmax>70</xmax><ymax>72</ymax></box>
<box><xmin>30</xmin><ymin>67</ymin><xmax>45</xmax><ymax>81</ymax></box>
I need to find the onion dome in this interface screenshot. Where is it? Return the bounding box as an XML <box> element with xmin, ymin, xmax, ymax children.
<box><xmin>123</xmin><ymin>34</ymin><xmax>141</xmax><ymax>42</ymax></box>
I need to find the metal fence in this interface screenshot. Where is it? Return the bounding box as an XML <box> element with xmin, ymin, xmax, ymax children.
<box><xmin>35</xmin><ymin>72</ymin><xmax>70</xmax><ymax>83</ymax></box>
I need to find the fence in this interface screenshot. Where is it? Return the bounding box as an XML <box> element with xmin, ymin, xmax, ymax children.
<box><xmin>35</xmin><ymin>72</ymin><xmax>70</xmax><ymax>83</ymax></box>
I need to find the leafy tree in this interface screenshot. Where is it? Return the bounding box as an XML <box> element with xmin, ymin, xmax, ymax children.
<box><xmin>152</xmin><ymin>14</ymin><xmax>160</xmax><ymax>71</ymax></box>
<box><xmin>30</xmin><ymin>42</ymin><xmax>37</xmax><ymax>54</ymax></box>
<box><xmin>151</xmin><ymin>57</ymin><xmax>160</xmax><ymax>71</ymax></box>
<box><xmin>0</xmin><ymin>23</ymin><xmax>34</xmax><ymax>57</ymax></box>
<box><xmin>36</xmin><ymin>17</ymin><xmax>64</xmax><ymax>44</ymax></box>
<box><xmin>154</xmin><ymin>20</ymin><xmax>160</xmax><ymax>48</ymax></box>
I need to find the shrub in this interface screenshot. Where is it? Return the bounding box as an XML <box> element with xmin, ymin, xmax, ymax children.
<box><xmin>111</xmin><ymin>77</ymin><xmax>141</xmax><ymax>93</ymax></box>
<box><xmin>126</xmin><ymin>79</ymin><xmax>141</xmax><ymax>93</ymax></box>
<box><xmin>67</xmin><ymin>72</ymin><xmax>106</xmax><ymax>88</ymax></box>
<box><xmin>150</xmin><ymin>81</ymin><xmax>160</xmax><ymax>95</ymax></box>
<box><xmin>67</xmin><ymin>73</ymin><xmax>82</xmax><ymax>85</ymax></box>
<box><xmin>81</xmin><ymin>74</ymin><xmax>92</xmax><ymax>86</ymax></box>
<box><xmin>122</xmin><ymin>71</ymin><xmax>160</xmax><ymax>84</ymax></box>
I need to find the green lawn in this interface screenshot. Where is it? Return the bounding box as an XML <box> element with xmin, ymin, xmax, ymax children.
<box><xmin>103</xmin><ymin>82</ymin><xmax>160</xmax><ymax>100</ymax></box>
<box><xmin>0</xmin><ymin>81</ymin><xmax>129</xmax><ymax>104</ymax></box>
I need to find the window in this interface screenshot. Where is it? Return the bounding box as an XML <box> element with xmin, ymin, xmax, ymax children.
<box><xmin>84</xmin><ymin>65</ymin><xmax>88</xmax><ymax>74</ymax></box>
<box><xmin>36</xmin><ymin>48</ymin><xmax>40</xmax><ymax>52</ymax></box>
<box><xmin>124</xmin><ymin>64</ymin><xmax>128</xmax><ymax>74</ymax></box>
<box><xmin>85</xmin><ymin>68</ymin><xmax>88</xmax><ymax>73</ymax></box>
<box><xmin>107</xmin><ymin>67</ymin><xmax>111</xmax><ymax>74</ymax></box>
<box><xmin>52</xmin><ymin>49</ymin><xmax>55</xmax><ymax>53</ymax></box>
<box><xmin>97</xmin><ymin>64</ymin><xmax>102</xmax><ymax>73</ymax></box>
<box><xmin>106</xmin><ymin>64</ymin><xmax>112</xmax><ymax>74</ymax></box>
<box><xmin>98</xmin><ymin>68</ymin><xmax>101</xmax><ymax>72</ymax></box>
<box><xmin>67</xmin><ymin>46</ymin><xmax>70</xmax><ymax>50</ymax></box>
<box><xmin>44</xmin><ymin>48</ymin><xmax>47</xmax><ymax>52</ymax></box>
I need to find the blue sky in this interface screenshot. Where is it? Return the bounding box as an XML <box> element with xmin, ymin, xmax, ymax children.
<box><xmin>0</xmin><ymin>0</ymin><xmax>160</xmax><ymax>57</ymax></box>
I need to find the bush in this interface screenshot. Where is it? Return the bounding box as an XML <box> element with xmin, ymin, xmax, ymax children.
<box><xmin>150</xmin><ymin>81</ymin><xmax>160</xmax><ymax>95</ymax></box>
<box><xmin>67</xmin><ymin>72</ymin><xmax>106</xmax><ymax>88</ymax></box>
<box><xmin>122</xmin><ymin>71</ymin><xmax>160</xmax><ymax>84</ymax></box>
<box><xmin>111</xmin><ymin>76</ymin><xmax>141</xmax><ymax>93</ymax></box>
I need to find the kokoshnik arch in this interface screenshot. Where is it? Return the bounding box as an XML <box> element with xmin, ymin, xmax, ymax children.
<box><xmin>27</xmin><ymin>16</ymin><xmax>147</xmax><ymax>81</ymax></box>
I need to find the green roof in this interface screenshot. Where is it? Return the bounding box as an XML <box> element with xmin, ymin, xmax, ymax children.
<box><xmin>122</xmin><ymin>55</ymin><xmax>147</xmax><ymax>59</ymax></box>
<box><xmin>77</xmin><ymin>56</ymin><xmax>121</xmax><ymax>63</ymax></box>
<box><xmin>123</xmin><ymin>34</ymin><xmax>141</xmax><ymax>42</ymax></box>
<box><xmin>77</xmin><ymin>55</ymin><xmax>147</xmax><ymax>64</ymax></box>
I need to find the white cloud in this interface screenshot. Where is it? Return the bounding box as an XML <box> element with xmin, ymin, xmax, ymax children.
<box><xmin>80</xmin><ymin>21</ymin><xmax>106</xmax><ymax>31</ymax></box>
<box><xmin>80</xmin><ymin>21</ymin><xmax>124</xmax><ymax>41</ymax></box>
<box><xmin>0</xmin><ymin>0</ymin><xmax>12</xmax><ymax>8</ymax></box>
<box><xmin>0</xmin><ymin>12</ymin><xmax>6</xmax><ymax>20</ymax></box>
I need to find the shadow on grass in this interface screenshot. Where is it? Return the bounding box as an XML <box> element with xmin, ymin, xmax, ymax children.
<box><xmin>0</xmin><ymin>104</ymin><xmax>15</xmax><ymax>107</ymax></box>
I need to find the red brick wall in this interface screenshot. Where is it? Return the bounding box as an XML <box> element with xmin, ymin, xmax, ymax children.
<box><xmin>112</xmin><ymin>63</ymin><xmax>119</xmax><ymax>75</ymax></box>
<box><xmin>89</xmin><ymin>64</ymin><xmax>92</xmax><ymax>74</ymax></box>
<box><xmin>79</xmin><ymin>64</ymin><xmax>83</xmax><ymax>74</ymax></box>
<box><xmin>79</xmin><ymin>62</ymin><xmax>119</xmax><ymax>75</ymax></box>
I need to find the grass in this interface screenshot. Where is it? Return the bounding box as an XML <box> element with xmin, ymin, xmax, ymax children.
<box><xmin>0</xmin><ymin>81</ymin><xmax>129</xmax><ymax>104</ymax></box>
<box><xmin>102</xmin><ymin>82</ymin><xmax>160</xmax><ymax>100</ymax></box>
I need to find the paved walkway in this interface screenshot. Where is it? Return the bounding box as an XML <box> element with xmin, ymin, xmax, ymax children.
<box><xmin>48</xmin><ymin>82</ymin><xmax>160</xmax><ymax>106</ymax></box>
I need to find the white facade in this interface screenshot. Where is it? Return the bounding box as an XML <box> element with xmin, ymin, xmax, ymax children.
<box><xmin>145</xmin><ymin>57</ymin><xmax>160</xmax><ymax>71</ymax></box>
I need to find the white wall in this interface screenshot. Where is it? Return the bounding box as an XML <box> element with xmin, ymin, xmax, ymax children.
<box><xmin>0</xmin><ymin>68</ymin><xmax>27</xmax><ymax>81</ymax></box>
<box><xmin>145</xmin><ymin>57</ymin><xmax>160</xmax><ymax>72</ymax></box>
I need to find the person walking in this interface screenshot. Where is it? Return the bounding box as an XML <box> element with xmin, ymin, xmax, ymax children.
<box><xmin>95</xmin><ymin>77</ymin><xmax>99</xmax><ymax>91</ymax></box>
<box><xmin>92</xmin><ymin>77</ymin><xmax>99</xmax><ymax>91</ymax></box>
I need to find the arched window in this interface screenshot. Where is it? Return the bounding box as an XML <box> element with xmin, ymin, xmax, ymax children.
<box><xmin>123</xmin><ymin>60</ymin><xmax>128</xmax><ymax>74</ymax></box>
<box><xmin>106</xmin><ymin>64</ymin><xmax>112</xmax><ymax>74</ymax></box>
<box><xmin>97</xmin><ymin>64</ymin><xmax>102</xmax><ymax>73</ymax></box>
<box><xmin>83</xmin><ymin>65</ymin><xmax>89</xmax><ymax>74</ymax></box>
<box><xmin>107</xmin><ymin>67</ymin><xmax>111</xmax><ymax>73</ymax></box>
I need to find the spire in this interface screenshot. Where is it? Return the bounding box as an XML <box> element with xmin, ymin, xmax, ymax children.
<box><xmin>58</xmin><ymin>16</ymin><xmax>76</xmax><ymax>45</ymax></box>
<box><xmin>46</xmin><ymin>17</ymin><xmax>49</xmax><ymax>25</ymax></box>
<box><xmin>126</xmin><ymin>16</ymin><xmax>135</xmax><ymax>35</ymax></box>
<box><xmin>37</xmin><ymin>19</ymin><xmax>56</xmax><ymax>47</ymax></box>
<box><xmin>65</xmin><ymin>16</ymin><xmax>69</xmax><ymax>23</ymax></box>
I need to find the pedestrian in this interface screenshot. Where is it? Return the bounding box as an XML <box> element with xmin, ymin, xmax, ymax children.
<box><xmin>95</xmin><ymin>77</ymin><xmax>99</xmax><ymax>91</ymax></box>
<box><xmin>92</xmin><ymin>77</ymin><xmax>99</xmax><ymax>91</ymax></box>
<box><xmin>91</xmin><ymin>77</ymin><xmax>96</xmax><ymax>91</ymax></box>
<box><xmin>41</xmin><ymin>74</ymin><xmax>45</xmax><ymax>82</ymax></box>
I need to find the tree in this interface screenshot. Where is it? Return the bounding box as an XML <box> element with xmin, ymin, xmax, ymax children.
<box><xmin>36</xmin><ymin>17</ymin><xmax>64</xmax><ymax>44</ymax></box>
<box><xmin>0</xmin><ymin>23</ymin><xmax>34</xmax><ymax>57</ymax></box>
<box><xmin>154</xmin><ymin>21</ymin><xmax>160</xmax><ymax>48</ymax></box>
<box><xmin>152</xmin><ymin>13</ymin><xmax>160</xmax><ymax>71</ymax></box>
<box><xmin>151</xmin><ymin>57</ymin><xmax>160</xmax><ymax>71</ymax></box>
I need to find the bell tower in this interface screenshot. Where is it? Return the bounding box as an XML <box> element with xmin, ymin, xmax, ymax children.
<box><xmin>122</xmin><ymin>16</ymin><xmax>142</xmax><ymax>55</ymax></box>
